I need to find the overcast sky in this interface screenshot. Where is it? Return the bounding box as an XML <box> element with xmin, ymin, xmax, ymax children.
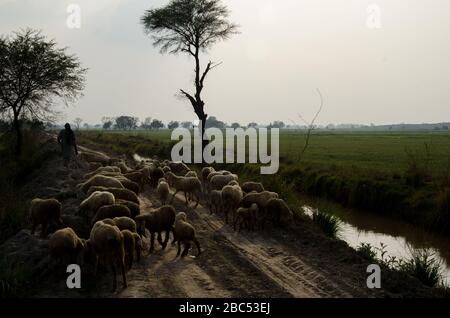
<box><xmin>1</xmin><ymin>0</ymin><xmax>449</xmax><ymax>125</ymax></box>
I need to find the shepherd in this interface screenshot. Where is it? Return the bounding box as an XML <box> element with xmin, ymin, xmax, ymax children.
<box><xmin>57</xmin><ymin>123</ymin><xmax>79</xmax><ymax>167</ymax></box>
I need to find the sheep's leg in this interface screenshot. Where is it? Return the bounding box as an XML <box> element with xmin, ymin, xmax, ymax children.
<box><xmin>120</xmin><ymin>259</ymin><xmax>127</xmax><ymax>289</ymax></box>
<box><xmin>171</xmin><ymin>227</ymin><xmax>177</xmax><ymax>245</ymax></box>
<box><xmin>136</xmin><ymin>245</ymin><xmax>141</xmax><ymax>262</ymax></box>
<box><xmin>183</xmin><ymin>191</ymin><xmax>188</xmax><ymax>205</ymax></box>
<box><xmin>157</xmin><ymin>232</ymin><xmax>164</xmax><ymax>247</ymax></box>
<box><xmin>194</xmin><ymin>192</ymin><xmax>200</xmax><ymax>208</ymax></box>
<box><xmin>193</xmin><ymin>238</ymin><xmax>201</xmax><ymax>257</ymax></box>
<box><xmin>149</xmin><ymin>232</ymin><xmax>155</xmax><ymax>253</ymax></box>
<box><xmin>161</xmin><ymin>229</ymin><xmax>170</xmax><ymax>249</ymax></box>
<box><xmin>181</xmin><ymin>242</ymin><xmax>191</xmax><ymax>258</ymax></box>
<box><xmin>171</xmin><ymin>190</ymin><xmax>180</xmax><ymax>204</ymax></box>
<box><xmin>31</xmin><ymin>222</ymin><xmax>36</xmax><ymax>235</ymax></box>
<box><xmin>176</xmin><ymin>241</ymin><xmax>181</xmax><ymax>257</ymax></box>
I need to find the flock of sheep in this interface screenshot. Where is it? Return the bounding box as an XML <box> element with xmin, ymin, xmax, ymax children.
<box><xmin>28</xmin><ymin>148</ymin><xmax>293</xmax><ymax>292</ymax></box>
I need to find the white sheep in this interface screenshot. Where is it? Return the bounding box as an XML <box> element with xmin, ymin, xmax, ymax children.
<box><xmin>173</xmin><ymin>212</ymin><xmax>201</xmax><ymax>258</ymax></box>
<box><xmin>49</xmin><ymin>227</ymin><xmax>85</xmax><ymax>264</ymax></box>
<box><xmin>209</xmin><ymin>174</ymin><xmax>239</xmax><ymax>192</ymax></box>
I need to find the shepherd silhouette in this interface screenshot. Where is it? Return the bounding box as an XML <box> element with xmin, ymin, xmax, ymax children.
<box><xmin>57</xmin><ymin>123</ymin><xmax>78</xmax><ymax>167</ymax></box>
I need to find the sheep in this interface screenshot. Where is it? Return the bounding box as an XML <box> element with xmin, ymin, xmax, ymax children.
<box><xmin>150</xmin><ymin>167</ymin><xmax>165</xmax><ymax>186</ymax></box>
<box><xmin>185</xmin><ymin>171</ymin><xmax>198</xmax><ymax>178</ymax></box>
<box><xmin>89</xmin><ymin>221</ymin><xmax>127</xmax><ymax>291</ymax></box>
<box><xmin>49</xmin><ymin>227</ymin><xmax>85</xmax><ymax>264</ymax></box>
<box><xmin>113</xmin><ymin>161</ymin><xmax>132</xmax><ymax>174</ymax></box>
<box><xmin>124</xmin><ymin>172</ymin><xmax>145</xmax><ymax>189</ymax></box>
<box><xmin>79</xmin><ymin>191</ymin><xmax>115</xmax><ymax>217</ymax></box>
<box><xmin>157</xmin><ymin>179</ymin><xmax>170</xmax><ymax>205</ymax></box>
<box><xmin>210</xmin><ymin>174</ymin><xmax>239</xmax><ymax>192</ymax></box>
<box><xmin>79</xmin><ymin>150</ymin><xmax>110</xmax><ymax>166</ymax></box>
<box><xmin>166</xmin><ymin>172</ymin><xmax>201</xmax><ymax>207</ymax></box>
<box><xmin>266</xmin><ymin>198</ymin><xmax>294</xmax><ymax>227</ymax></box>
<box><xmin>234</xmin><ymin>204</ymin><xmax>258</xmax><ymax>232</ymax></box>
<box><xmin>121</xmin><ymin>230</ymin><xmax>142</xmax><ymax>269</ymax></box>
<box><xmin>228</xmin><ymin>180</ymin><xmax>240</xmax><ymax>187</ymax></box>
<box><xmin>173</xmin><ymin>212</ymin><xmax>201</xmax><ymax>258</ymax></box>
<box><xmin>221</xmin><ymin>185</ymin><xmax>243</xmax><ymax>224</ymax></box>
<box><xmin>29</xmin><ymin>198</ymin><xmax>63</xmax><ymax>238</ymax></box>
<box><xmin>115</xmin><ymin>199</ymin><xmax>141</xmax><ymax>219</ymax></box>
<box><xmin>162</xmin><ymin>166</ymin><xmax>171</xmax><ymax>174</ymax></box>
<box><xmin>240</xmin><ymin>191</ymin><xmax>279</xmax><ymax>227</ymax></box>
<box><xmin>84</xmin><ymin>166</ymin><xmax>122</xmax><ymax>179</ymax></box>
<box><xmin>168</xmin><ymin>161</ymin><xmax>190</xmax><ymax>176</ymax></box>
<box><xmin>87</xmin><ymin>186</ymin><xmax>139</xmax><ymax>205</ymax></box>
<box><xmin>114</xmin><ymin>177</ymin><xmax>140</xmax><ymax>194</ymax></box>
<box><xmin>102</xmin><ymin>216</ymin><xmax>137</xmax><ymax>233</ymax></box>
<box><xmin>241</xmin><ymin>182</ymin><xmax>265</xmax><ymax>194</ymax></box>
<box><xmin>78</xmin><ymin>175</ymin><xmax>124</xmax><ymax>193</ymax></box>
<box><xmin>89</xmin><ymin>162</ymin><xmax>103</xmax><ymax>171</ymax></box>
<box><xmin>91</xmin><ymin>204</ymin><xmax>131</xmax><ymax>226</ymax></box>
<box><xmin>208</xmin><ymin>190</ymin><xmax>222</xmax><ymax>215</ymax></box>
<box><xmin>135</xmin><ymin>205</ymin><xmax>176</xmax><ymax>253</ymax></box>
<box><xmin>201</xmin><ymin>167</ymin><xmax>215</xmax><ymax>183</ymax></box>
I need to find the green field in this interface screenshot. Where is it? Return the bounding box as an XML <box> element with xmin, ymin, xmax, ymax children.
<box><xmin>80</xmin><ymin>129</ymin><xmax>450</xmax><ymax>176</ymax></box>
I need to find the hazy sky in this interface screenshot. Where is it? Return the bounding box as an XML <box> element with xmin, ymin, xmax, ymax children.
<box><xmin>1</xmin><ymin>0</ymin><xmax>449</xmax><ymax>125</ymax></box>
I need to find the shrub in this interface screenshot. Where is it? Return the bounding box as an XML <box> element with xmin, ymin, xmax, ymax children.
<box><xmin>312</xmin><ymin>210</ymin><xmax>341</xmax><ymax>238</ymax></box>
<box><xmin>399</xmin><ymin>249</ymin><xmax>443</xmax><ymax>288</ymax></box>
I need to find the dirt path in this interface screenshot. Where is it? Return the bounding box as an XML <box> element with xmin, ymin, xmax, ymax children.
<box><xmin>31</xmin><ymin>145</ymin><xmax>441</xmax><ymax>298</ymax></box>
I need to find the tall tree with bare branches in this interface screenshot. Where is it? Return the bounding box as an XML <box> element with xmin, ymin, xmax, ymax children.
<box><xmin>0</xmin><ymin>29</ymin><xmax>87</xmax><ymax>156</ymax></box>
<box><xmin>141</xmin><ymin>0</ymin><xmax>238</xmax><ymax>160</ymax></box>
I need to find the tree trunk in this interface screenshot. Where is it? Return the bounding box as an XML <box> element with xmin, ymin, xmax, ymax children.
<box><xmin>200</xmin><ymin>114</ymin><xmax>208</xmax><ymax>163</ymax></box>
<box><xmin>13</xmin><ymin>114</ymin><xmax>22</xmax><ymax>157</ymax></box>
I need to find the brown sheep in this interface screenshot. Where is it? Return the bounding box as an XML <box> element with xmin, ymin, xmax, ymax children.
<box><xmin>49</xmin><ymin>227</ymin><xmax>85</xmax><ymax>264</ymax></box>
<box><xmin>79</xmin><ymin>191</ymin><xmax>115</xmax><ymax>217</ymax></box>
<box><xmin>135</xmin><ymin>205</ymin><xmax>176</xmax><ymax>253</ymax></box>
<box><xmin>168</xmin><ymin>161</ymin><xmax>190</xmax><ymax>176</ymax></box>
<box><xmin>241</xmin><ymin>182</ymin><xmax>265</xmax><ymax>194</ymax></box>
<box><xmin>124</xmin><ymin>172</ymin><xmax>145</xmax><ymax>189</ymax></box>
<box><xmin>121</xmin><ymin>229</ymin><xmax>142</xmax><ymax>269</ymax></box>
<box><xmin>150</xmin><ymin>167</ymin><xmax>165</xmax><ymax>186</ymax></box>
<box><xmin>234</xmin><ymin>204</ymin><xmax>258</xmax><ymax>232</ymax></box>
<box><xmin>29</xmin><ymin>198</ymin><xmax>63</xmax><ymax>238</ymax></box>
<box><xmin>221</xmin><ymin>185</ymin><xmax>243</xmax><ymax>224</ymax></box>
<box><xmin>115</xmin><ymin>199</ymin><xmax>141</xmax><ymax>219</ymax></box>
<box><xmin>114</xmin><ymin>177</ymin><xmax>140</xmax><ymax>194</ymax></box>
<box><xmin>89</xmin><ymin>221</ymin><xmax>127</xmax><ymax>291</ymax></box>
<box><xmin>166</xmin><ymin>172</ymin><xmax>201</xmax><ymax>207</ymax></box>
<box><xmin>91</xmin><ymin>204</ymin><xmax>131</xmax><ymax>226</ymax></box>
<box><xmin>266</xmin><ymin>198</ymin><xmax>294</xmax><ymax>227</ymax></box>
<box><xmin>173</xmin><ymin>212</ymin><xmax>201</xmax><ymax>258</ymax></box>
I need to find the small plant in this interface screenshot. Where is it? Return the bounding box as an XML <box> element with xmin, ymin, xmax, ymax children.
<box><xmin>312</xmin><ymin>209</ymin><xmax>341</xmax><ymax>238</ymax></box>
<box><xmin>399</xmin><ymin>248</ymin><xmax>443</xmax><ymax>288</ymax></box>
<box><xmin>356</xmin><ymin>243</ymin><xmax>377</xmax><ymax>263</ymax></box>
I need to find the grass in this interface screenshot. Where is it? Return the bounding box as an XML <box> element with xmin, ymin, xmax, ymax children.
<box><xmin>0</xmin><ymin>256</ymin><xmax>32</xmax><ymax>298</ymax></box>
<box><xmin>399</xmin><ymin>249</ymin><xmax>444</xmax><ymax>288</ymax></box>
<box><xmin>312</xmin><ymin>209</ymin><xmax>342</xmax><ymax>238</ymax></box>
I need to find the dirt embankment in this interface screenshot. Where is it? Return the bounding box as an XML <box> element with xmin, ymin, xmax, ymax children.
<box><xmin>1</xmin><ymin>139</ymin><xmax>444</xmax><ymax>298</ymax></box>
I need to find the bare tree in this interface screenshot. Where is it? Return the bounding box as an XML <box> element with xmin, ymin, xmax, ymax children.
<box><xmin>290</xmin><ymin>89</ymin><xmax>324</xmax><ymax>161</ymax></box>
<box><xmin>141</xmin><ymin>0</ymin><xmax>239</xmax><ymax>161</ymax></box>
<box><xmin>74</xmin><ymin>117</ymin><xmax>83</xmax><ymax>130</ymax></box>
<box><xmin>0</xmin><ymin>29</ymin><xmax>86</xmax><ymax>156</ymax></box>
